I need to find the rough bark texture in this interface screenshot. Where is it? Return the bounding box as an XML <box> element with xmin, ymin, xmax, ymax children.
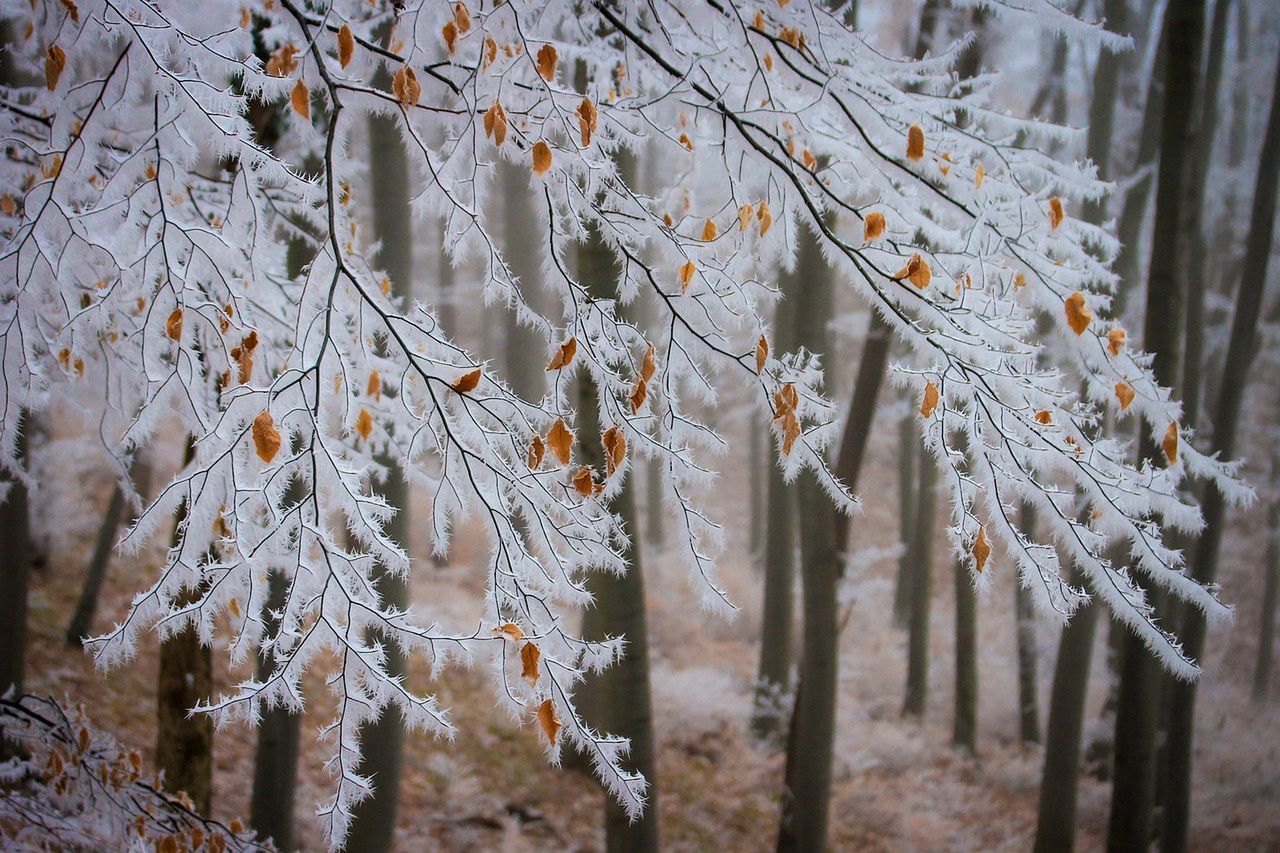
<box><xmin>832</xmin><ymin>311</ymin><xmax>891</xmax><ymax>550</ymax></box>
<box><xmin>1160</xmin><ymin>31</ymin><xmax>1280</xmax><ymax>851</ymax></box>
<box><xmin>345</xmin><ymin>97</ymin><xmax>415</xmax><ymax>853</ymax></box>
<box><xmin>66</xmin><ymin>484</ymin><xmax>128</xmax><ymax>647</ymax></box>
<box><xmin>951</xmin><ymin>553</ymin><xmax>978</xmax><ymax>755</ymax></box>
<box><xmin>500</xmin><ymin>159</ymin><xmax>546</xmax><ymax>401</ymax></box>
<box><xmin>1108</xmin><ymin>1</ymin><xmax>1203</xmax><ymax>848</ymax></box>
<box><xmin>1015</xmin><ymin>504</ymin><xmax>1041</xmax><ymax>746</ymax></box>
<box><xmin>1256</xmin><ymin>470</ymin><xmax>1279</xmax><ymax>704</ymax></box>
<box><xmin>902</xmin><ymin>438</ymin><xmax>938</xmax><ymax>718</ymax></box>
<box><xmin>893</xmin><ymin>407</ymin><xmax>917</xmax><ymax>626</ymax></box>
<box><xmin>250</xmin><ymin>570</ymin><xmax>302</xmax><ymax>850</ymax></box>
<box><xmin>0</xmin><ymin>423</ymin><xmax>30</xmax><ymax>699</ymax></box>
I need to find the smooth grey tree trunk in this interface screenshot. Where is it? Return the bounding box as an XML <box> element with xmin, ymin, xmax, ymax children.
<box><xmin>345</xmin><ymin>90</ymin><xmax>415</xmax><ymax>853</ymax></box>
<box><xmin>500</xmin><ymin>160</ymin><xmax>545</xmax><ymax>401</ymax></box>
<box><xmin>892</xmin><ymin>407</ymin><xmax>917</xmax><ymax>626</ymax></box>
<box><xmin>952</xmin><ymin>551</ymin><xmax>978</xmax><ymax>755</ymax></box>
<box><xmin>1015</xmin><ymin>504</ymin><xmax>1041</xmax><ymax>746</ymax></box>
<box><xmin>902</xmin><ymin>439</ymin><xmax>938</xmax><ymax>718</ymax></box>
<box><xmin>1109</xmin><ymin>1</ymin><xmax>1203</xmax><ymax>848</ymax></box>
<box><xmin>1160</xmin><ymin>31</ymin><xmax>1280</xmax><ymax>851</ymax></box>
<box><xmin>66</xmin><ymin>484</ymin><xmax>127</xmax><ymax>647</ymax></box>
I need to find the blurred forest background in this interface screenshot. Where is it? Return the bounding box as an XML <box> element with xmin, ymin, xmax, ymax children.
<box><xmin>4</xmin><ymin>0</ymin><xmax>1280</xmax><ymax>850</ymax></box>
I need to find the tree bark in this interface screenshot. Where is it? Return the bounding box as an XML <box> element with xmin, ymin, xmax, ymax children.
<box><xmin>1015</xmin><ymin>507</ymin><xmax>1041</xmax><ymax>746</ymax></box>
<box><xmin>500</xmin><ymin>160</ymin><xmax>546</xmax><ymax>401</ymax></box>
<box><xmin>1255</xmin><ymin>465</ymin><xmax>1279</xmax><ymax>704</ymax></box>
<box><xmin>66</xmin><ymin>484</ymin><xmax>128</xmax><ymax>647</ymax></box>
<box><xmin>1109</xmin><ymin>1</ymin><xmax>1204</xmax><ymax>848</ymax></box>
<box><xmin>952</xmin><ymin>552</ymin><xmax>978</xmax><ymax>755</ymax></box>
<box><xmin>250</xmin><ymin>570</ymin><xmax>302</xmax><ymax>850</ymax></box>
<box><xmin>1160</xmin><ymin>29</ymin><xmax>1280</xmax><ymax>851</ymax></box>
<box><xmin>0</xmin><ymin>422</ymin><xmax>30</xmax><ymax>699</ymax></box>
<box><xmin>892</xmin><ymin>407</ymin><xmax>917</xmax><ymax>627</ymax></box>
<box><xmin>902</xmin><ymin>438</ymin><xmax>938</xmax><ymax>719</ymax></box>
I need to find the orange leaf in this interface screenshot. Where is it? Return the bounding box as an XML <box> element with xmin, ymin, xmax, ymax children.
<box><xmin>165</xmin><ymin>308</ymin><xmax>184</xmax><ymax>341</ymax></box>
<box><xmin>1163</xmin><ymin>421</ymin><xmax>1179</xmax><ymax>465</ymax></box>
<box><xmin>700</xmin><ymin>218</ymin><xmax>718</xmax><ymax>242</ymax></box>
<box><xmin>755</xmin><ymin>335</ymin><xmax>769</xmax><ymax>374</ymax></box>
<box><xmin>577</xmin><ymin>97</ymin><xmax>598</xmax><ymax>148</ymax></box>
<box><xmin>572</xmin><ymin>466</ymin><xmax>601</xmax><ymax>496</ymax></box>
<box><xmin>528</xmin><ymin>434</ymin><xmax>545</xmax><ymax>469</ymax></box>
<box><xmin>252</xmin><ymin>411</ymin><xmax>281</xmax><ymax>463</ymax></box>
<box><xmin>520</xmin><ymin>642</ymin><xmax>540</xmax><ymax>684</ymax></box>
<box><xmin>1048</xmin><ymin>197</ymin><xmax>1065</xmax><ymax>231</ymax></box>
<box><xmin>602</xmin><ymin>426</ymin><xmax>626</xmax><ymax>478</ymax></box>
<box><xmin>678</xmin><ymin>261</ymin><xmax>696</xmax><ymax>293</ymax></box>
<box><xmin>355</xmin><ymin>408</ymin><xmax>373</xmax><ymax>441</ymax></box>
<box><xmin>972</xmin><ymin>527</ymin><xmax>991</xmax><ymax>573</ymax></box>
<box><xmin>1115</xmin><ymin>381</ymin><xmax>1136</xmax><ymax>411</ymax></box>
<box><xmin>547</xmin><ymin>418</ymin><xmax>573</xmax><ymax>465</ymax></box>
<box><xmin>920</xmin><ymin>380</ymin><xmax>939</xmax><ymax>418</ymax></box>
<box><xmin>738</xmin><ymin>204</ymin><xmax>754</xmax><ymax>230</ymax></box>
<box><xmin>442</xmin><ymin>20</ymin><xmax>458</xmax><ymax>54</ymax></box>
<box><xmin>366</xmin><ymin>370</ymin><xmax>381</xmax><ymax>401</ymax></box>
<box><xmin>392</xmin><ymin>66</ymin><xmax>421</xmax><ymax>106</ymax></box>
<box><xmin>453</xmin><ymin>2</ymin><xmax>472</xmax><ymax>34</ymax></box>
<box><xmin>547</xmin><ymin>337</ymin><xmax>577</xmax><ymax>371</ymax></box>
<box><xmin>484</xmin><ymin>101</ymin><xmax>508</xmax><ymax>146</ymax></box>
<box><xmin>906</xmin><ymin>124</ymin><xmax>925</xmax><ymax>161</ymax></box>
<box><xmin>894</xmin><ymin>253</ymin><xmax>932</xmax><ymax>289</ymax></box>
<box><xmin>45</xmin><ymin>44</ymin><xmax>66</xmax><ymax>91</ymax></box>
<box><xmin>1064</xmin><ymin>291</ymin><xmax>1092</xmax><ymax>335</ymax></box>
<box><xmin>452</xmin><ymin>368</ymin><xmax>482</xmax><ymax>393</ymax></box>
<box><xmin>482</xmin><ymin>36</ymin><xmax>498</xmax><ymax>69</ymax></box>
<box><xmin>757</xmin><ymin>201</ymin><xmax>773</xmax><ymax>236</ymax></box>
<box><xmin>493</xmin><ymin>622</ymin><xmax>524</xmax><ymax>641</ymax></box>
<box><xmin>536</xmin><ymin>44</ymin><xmax>558</xmax><ymax>81</ymax></box>
<box><xmin>1107</xmin><ymin>326</ymin><xmax>1126</xmax><ymax>357</ymax></box>
<box><xmin>532</xmin><ymin>140</ymin><xmax>553</xmax><ymax>175</ymax></box>
<box><xmin>290</xmin><ymin>78</ymin><xmax>310</xmax><ymax>121</ymax></box>
<box><xmin>1034</xmin><ymin>410</ymin><xmax>1052</xmax><ymax>425</ymax></box>
<box><xmin>537</xmin><ymin>698</ymin><xmax>561</xmax><ymax>746</ymax></box>
<box><xmin>630</xmin><ymin>378</ymin><xmax>648</xmax><ymax>414</ymax></box>
<box><xmin>863</xmin><ymin>211</ymin><xmax>886</xmax><ymax>242</ymax></box>
<box><xmin>975</xmin><ymin>163</ymin><xmax>985</xmax><ymax>189</ymax></box>
<box><xmin>338</xmin><ymin>23</ymin><xmax>354</xmax><ymax>68</ymax></box>
<box><xmin>640</xmin><ymin>343</ymin><xmax>656</xmax><ymax>383</ymax></box>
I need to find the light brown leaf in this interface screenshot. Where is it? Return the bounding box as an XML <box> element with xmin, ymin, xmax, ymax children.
<box><xmin>252</xmin><ymin>411</ymin><xmax>281</xmax><ymax>463</ymax></box>
<box><xmin>757</xmin><ymin>201</ymin><xmax>773</xmax><ymax>236</ymax></box>
<box><xmin>640</xmin><ymin>342</ymin><xmax>656</xmax><ymax>383</ymax></box>
<box><xmin>1115</xmin><ymin>381</ymin><xmax>1136</xmax><ymax>411</ymax></box>
<box><xmin>920</xmin><ymin>380</ymin><xmax>939</xmax><ymax>418</ymax></box>
<box><xmin>45</xmin><ymin>44</ymin><xmax>66</xmax><ymax>91</ymax></box>
<box><xmin>520</xmin><ymin>642</ymin><xmax>540</xmax><ymax>684</ymax></box>
<box><xmin>442</xmin><ymin>20</ymin><xmax>458</xmax><ymax>54</ymax></box>
<box><xmin>1107</xmin><ymin>326</ymin><xmax>1126</xmax><ymax>357</ymax></box>
<box><xmin>392</xmin><ymin>66</ymin><xmax>420</xmax><ymax>107</ymax></box>
<box><xmin>355</xmin><ymin>408</ymin><xmax>373</xmax><ymax>441</ymax></box>
<box><xmin>972</xmin><ymin>527</ymin><xmax>991</xmax><ymax>573</ymax></box>
<box><xmin>484</xmin><ymin>101</ymin><xmax>508</xmax><ymax>146</ymax></box>
<box><xmin>894</xmin><ymin>253</ymin><xmax>932</xmax><ymax>289</ymax></box>
<box><xmin>546</xmin><ymin>337</ymin><xmax>577</xmax><ymax>371</ymax></box>
<box><xmin>577</xmin><ymin>97</ymin><xmax>598</xmax><ymax>148</ymax></box>
<box><xmin>532</xmin><ymin>140</ymin><xmax>553</xmax><ymax>175</ymax></box>
<box><xmin>536</xmin><ymin>43</ymin><xmax>558</xmax><ymax>81</ymax></box>
<box><xmin>975</xmin><ymin>163</ymin><xmax>985</xmax><ymax>189</ymax></box>
<box><xmin>537</xmin><ymin>698</ymin><xmax>561</xmax><ymax>746</ymax></box>
<box><xmin>630</xmin><ymin>378</ymin><xmax>648</xmax><ymax>413</ymax></box>
<box><xmin>165</xmin><ymin>308</ymin><xmax>183</xmax><ymax>341</ymax></box>
<box><xmin>678</xmin><ymin>261</ymin><xmax>696</xmax><ymax>293</ymax></box>
<box><xmin>454</xmin><ymin>2</ymin><xmax>471</xmax><ymax>34</ymax></box>
<box><xmin>700</xmin><ymin>218</ymin><xmax>718</xmax><ymax>242</ymax></box>
<box><xmin>1064</xmin><ymin>291</ymin><xmax>1092</xmax><ymax>335</ymax></box>
<box><xmin>1163</xmin><ymin>421</ymin><xmax>1179</xmax><ymax>465</ymax></box>
<box><xmin>572</xmin><ymin>466</ymin><xmax>601</xmax><ymax>497</ymax></box>
<box><xmin>338</xmin><ymin>23</ymin><xmax>354</xmax><ymax>68</ymax></box>
<box><xmin>755</xmin><ymin>335</ymin><xmax>768</xmax><ymax>374</ymax></box>
<box><xmin>482</xmin><ymin>36</ymin><xmax>498</xmax><ymax>69</ymax></box>
<box><xmin>1034</xmin><ymin>410</ymin><xmax>1053</xmax><ymax>425</ymax></box>
<box><xmin>547</xmin><ymin>418</ymin><xmax>573</xmax><ymax>465</ymax></box>
<box><xmin>452</xmin><ymin>368</ymin><xmax>482</xmax><ymax>393</ymax></box>
<box><xmin>602</xmin><ymin>426</ymin><xmax>626</xmax><ymax>478</ymax></box>
<box><xmin>290</xmin><ymin>78</ymin><xmax>310</xmax><ymax>121</ymax></box>
<box><xmin>738</xmin><ymin>204</ymin><xmax>754</xmax><ymax>230</ymax></box>
<box><xmin>493</xmin><ymin>622</ymin><xmax>524</xmax><ymax>641</ymax></box>
<box><xmin>1048</xmin><ymin>197</ymin><xmax>1065</xmax><ymax>231</ymax></box>
<box><xmin>863</xmin><ymin>211</ymin><xmax>886</xmax><ymax>242</ymax></box>
<box><xmin>528</xmin><ymin>434</ymin><xmax>545</xmax><ymax>469</ymax></box>
<box><xmin>906</xmin><ymin>124</ymin><xmax>925</xmax><ymax>161</ymax></box>
<box><xmin>366</xmin><ymin>370</ymin><xmax>381</xmax><ymax>401</ymax></box>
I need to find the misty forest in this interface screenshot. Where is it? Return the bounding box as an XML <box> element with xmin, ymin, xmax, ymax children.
<box><xmin>0</xmin><ymin>0</ymin><xmax>1278</xmax><ymax>849</ymax></box>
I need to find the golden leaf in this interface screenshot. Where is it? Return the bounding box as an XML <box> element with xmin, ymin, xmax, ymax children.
<box><xmin>547</xmin><ymin>418</ymin><xmax>573</xmax><ymax>465</ymax></box>
<box><xmin>975</xmin><ymin>163</ymin><xmax>985</xmax><ymax>189</ymax></box>
<box><xmin>678</xmin><ymin>132</ymin><xmax>694</xmax><ymax>151</ymax></box>
<box><xmin>972</xmin><ymin>527</ymin><xmax>991</xmax><ymax>573</ymax></box>
<box><xmin>1034</xmin><ymin>410</ymin><xmax>1053</xmax><ymax>425</ymax></box>
<box><xmin>906</xmin><ymin>124</ymin><xmax>925</xmax><ymax>161</ymax></box>
<box><xmin>939</xmin><ymin>151</ymin><xmax>952</xmax><ymax>176</ymax></box>
<box><xmin>920</xmin><ymin>380</ymin><xmax>939</xmax><ymax>418</ymax></box>
<box><xmin>484</xmin><ymin>101</ymin><xmax>508</xmax><ymax>146</ymax></box>
<box><xmin>630</xmin><ymin>378</ymin><xmax>648</xmax><ymax>413</ymax></box>
<box><xmin>893</xmin><ymin>253</ymin><xmax>932</xmax><ymax>289</ymax></box>
<box><xmin>603</xmin><ymin>426</ymin><xmax>626</xmax><ymax>478</ymax></box>
<box><xmin>1115</xmin><ymin>381</ymin><xmax>1135</xmax><ymax>411</ymax></box>
<box><xmin>1013</xmin><ymin>271</ymin><xmax>1027</xmax><ymax>289</ymax></box>
<box><xmin>764</xmin><ymin>53</ymin><xmax>774</xmax><ymax>72</ymax></box>
<box><xmin>547</xmin><ymin>337</ymin><xmax>577</xmax><ymax>371</ymax></box>
<box><xmin>537</xmin><ymin>698</ymin><xmax>561</xmax><ymax>746</ymax></box>
<box><xmin>165</xmin><ymin>308</ymin><xmax>183</xmax><ymax>341</ymax></box>
<box><xmin>290</xmin><ymin>78</ymin><xmax>310</xmax><ymax>121</ymax></box>
<box><xmin>755</xmin><ymin>335</ymin><xmax>768</xmax><ymax>374</ymax></box>
<box><xmin>532</xmin><ymin>140</ymin><xmax>553</xmax><ymax>175</ymax></box>
<box><xmin>577</xmin><ymin>97</ymin><xmax>598</xmax><ymax>148</ymax></box>
<box><xmin>392</xmin><ymin>66</ymin><xmax>420</xmax><ymax>107</ymax></box>
<box><xmin>452</xmin><ymin>368</ymin><xmax>482</xmax><ymax>393</ymax></box>
<box><xmin>863</xmin><ymin>211</ymin><xmax>886</xmax><ymax>242</ymax></box>
<box><xmin>536</xmin><ymin>43</ymin><xmax>558</xmax><ymax>82</ymax></box>
<box><xmin>442</xmin><ymin>20</ymin><xmax>458</xmax><ymax>54</ymax></box>
<box><xmin>754</xmin><ymin>10</ymin><xmax>765</xmax><ymax>28</ymax></box>
<box><xmin>45</xmin><ymin>44</ymin><xmax>66</xmax><ymax>91</ymax></box>
<box><xmin>1064</xmin><ymin>291</ymin><xmax>1092</xmax><ymax>335</ymax></box>
<box><xmin>367</xmin><ymin>370</ymin><xmax>381</xmax><ymax>401</ymax></box>
<box><xmin>757</xmin><ymin>201</ymin><xmax>773</xmax><ymax>236</ymax></box>
<box><xmin>640</xmin><ymin>342</ymin><xmax>657</xmax><ymax>383</ymax></box>
<box><xmin>802</xmin><ymin>148</ymin><xmax>817</xmax><ymax>171</ymax></box>
<box><xmin>738</xmin><ymin>204</ymin><xmax>753</xmax><ymax>231</ymax></box>
<box><xmin>454</xmin><ymin>2</ymin><xmax>472</xmax><ymax>34</ymax></box>
<box><xmin>338</xmin><ymin>23</ymin><xmax>354</xmax><ymax>68</ymax></box>
<box><xmin>700</xmin><ymin>218</ymin><xmax>718</xmax><ymax>242</ymax></box>
<box><xmin>252</xmin><ymin>411</ymin><xmax>281</xmax><ymax>463</ymax></box>
<box><xmin>1048</xmin><ymin>197</ymin><xmax>1065</xmax><ymax>231</ymax></box>
<box><xmin>355</xmin><ymin>408</ymin><xmax>373</xmax><ymax>441</ymax></box>
<box><xmin>1163</xmin><ymin>421</ymin><xmax>1179</xmax><ymax>465</ymax></box>
<box><xmin>572</xmin><ymin>466</ymin><xmax>601</xmax><ymax>497</ymax></box>
<box><xmin>60</xmin><ymin>0</ymin><xmax>79</xmax><ymax>23</ymax></box>
<box><xmin>528</xmin><ymin>434</ymin><xmax>545</xmax><ymax>469</ymax></box>
<box><xmin>493</xmin><ymin>622</ymin><xmax>524</xmax><ymax>641</ymax></box>
<box><xmin>1107</xmin><ymin>326</ymin><xmax>1126</xmax><ymax>357</ymax></box>
<box><xmin>678</xmin><ymin>260</ymin><xmax>696</xmax><ymax>293</ymax></box>
<box><xmin>520</xmin><ymin>642</ymin><xmax>540</xmax><ymax>684</ymax></box>
<box><xmin>483</xmin><ymin>36</ymin><xmax>498</xmax><ymax>69</ymax></box>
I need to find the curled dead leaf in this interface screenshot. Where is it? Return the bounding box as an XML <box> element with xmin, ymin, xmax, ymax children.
<box><xmin>528</xmin><ymin>434</ymin><xmax>545</xmax><ymax>469</ymax></box>
<box><xmin>906</xmin><ymin>124</ymin><xmax>925</xmax><ymax>161</ymax></box>
<box><xmin>577</xmin><ymin>97</ymin><xmax>598</xmax><ymax>148</ymax></box>
<box><xmin>547</xmin><ymin>337</ymin><xmax>577</xmax><ymax>371</ymax></box>
<box><xmin>536</xmin><ymin>44</ymin><xmax>558</xmax><ymax>81</ymax></box>
<box><xmin>572</xmin><ymin>466</ymin><xmax>601</xmax><ymax>497</ymax></box>
<box><xmin>165</xmin><ymin>308</ymin><xmax>184</xmax><ymax>341</ymax></box>
<box><xmin>1034</xmin><ymin>410</ymin><xmax>1052</xmax><ymax>425</ymax></box>
<box><xmin>392</xmin><ymin>66</ymin><xmax>421</xmax><ymax>107</ymax></box>
<box><xmin>602</xmin><ymin>426</ymin><xmax>626</xmax><ymax>478</ymax></box>
<box><xmin>252</xmin><ymin>411</ymin><xmax>281</xmax><ymax>463</ymax></box>
<box><xmin>1115</xmin><ymin>381</ymin><xmax>1136</xmax><ymax>411</ymax></box>
<box><xmin>520</xmin><ymin>642</ymin><xmax>540</xmax><ymax>684</ymax></box>
<box><xmin>290</xmin><ymin>78</ymin><xmax>310</xmax><ymax>120</ymax></box>
<box><xmin>1048</xmin><ymin>197</ymin><xmax>1065</xmax><ymax>231</ymax></box>
<box><xmin>1163</xmin><ymin>421</ymin><xmax>1179</xmax><ymax>465</ymax></box>
<box><xmin>537</xmin><ymin>698</ymin><xmax>561</xmax><ymax>746</ymax></box>
<box><xmin>355</xmin><ymin>408</ymin><xmax>373</xmax><ymax>441</ymax></box>
<box><xmin>46</xmin><ymin>44</ymin><xmax>66</xmax><ymax>91</ymax></box>
<box><xmin>367</xmin><ymin>371</ymin><xmax>381</xmax><ymax>401</ymax></box>
<box><xmin>757</xmin><ymin>201</ymin><xmax>773</xmax><ymax>236</ymax></box>
<box><xmin>863</xmin><ymin>211</ymin><xmax>886</xmax><ymax>242</ymax></box>
<box><xmin>920</xmin><ymin>380</ymin><xmax>939</xmax><ymax>418</ymax></box>
<box><xmin>547</xmin><ymin>418</ymin><xmax>573</xmax><ymax>465</ymax></box>
<box><xmin>894</xmin><ymin>253</ymin><xmax>932</xmax><ymax>289</ymax></box>
<box><xmin>494</xmin><ymin>622</ymin><xmax>524</xmax><ymax>641</ymax></box>
<box><xmin>1107</xmin><ymin>326</ymin><xmax>1126</xmax><ymax>357</ymax></box>
<box><xmin>532</xmin><ymin>140</ymin><xmax>553</xmax><ymax>175</ymax></box>
<box><xmin>442</xmin><ymin>20</ymin><xmax>458</xmax><ymax>54</ymax></box>
<box><xmin>1064</xmin><ymin>291</ymin><xmax>1092</xmax><ymax>335</ymax></box>
<box><xmin>755</xmin><ymin>335</ymin><xmax>768</xmax><ymax>374</ymax></box>
<box><xmin>452</xmin><ymin>368</ymin><xmax>482</xmax><ymax>393</ymax></box>
<box><xmin>972</xmin><ymin>527</ymin><xmax>991</xmax><ymax>573</ymax></box>
<box><xmin>678</xmin><ymin>261</ymin><xmax>696</xmax><ymax>293</ymax></box>
<box><xmin>700</xmin><ymin>218</ymin><xmax>718</xmax><ymax>242</ymax></box>
<box><xmin>975</xmin><ymin>163</ymin><xmax>985</xmax><ymax>189</ymax></box>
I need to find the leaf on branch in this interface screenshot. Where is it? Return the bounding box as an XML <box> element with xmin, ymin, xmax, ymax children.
<box><xmin>355</xmin><ymin>408</ymin><xmax>373</xmax><ymax>441</ymax></box>
<box><xmin>536</xmin><ymin>44</ymin><xmax>558</xmax><ymax>81</ymax></box>
<box><xmin>547</xmin><ymin>418</ymin><xmax>573</xmax><ymax>465</ymax></box>
<box><xmin>863</xmin><ymin>211</ymin><xmax>886</xmax><ymax>242</ymax></box>
<box><xmin>678</xmin><ymin>261</ymin><xmax>696</xmax><ymax>293</ymax></box>
<box><xmin>537</xmin><ymin>699</ymin><xmax>561</xmax><ymax>746</ymax></box>
<box><xmin>1049</xmin><ymin>197</ymin><xmax>1065</xmax><ymax>231</ymax></box>
<box><xmin>1163</xmin><ymin>422</ymin><xmax>1179</xmax><ymax>465</ymax></box>
<box><xmin>1115</xmin><ymin>381</ymin><xmax>1136</xmax><ymax>410</ymax></box>
<box><xmin>45</xmin><ymin>44</ymin><xmax>66</xmax><ymax>91</ymax></box>
<box><xmin>641</xmin><ymin>342</ymin><xmax>657</xmax><ymax>383</ymax></box>
<box><xmin>532</xmin><ymin>140</ymin><xmax>553</xmax><ymax>175</ymax></box>
<box><xmin>678</xmin><ymin>132</ymin><xmax>694</xmax><ymax>150</ymax></box>
<box><xmin>893</xmin><ymin>253</ymin><xmax>931</xmax><ymax>289</ymax></box>
<box><xmin>577</xmin><ymin>97</ymin><xmax>598</xmax><ymax>147</ymax></box>
<box><xmin>972</xmin><ymin>527</ymin><xmax>991</xmax><ymax>573</ymax></box>
<box><xmin>454</xmin><ymin>2</ymin><xmax>472</xmax><ymax>34</ymax></box>
<box><xmin>494</xmin><ymin>622</ymin><xmax>525</xmax><ymax>641</ymax></box>
<box><xmin>392</xmin><ymin>66</ymin><xmax>420</xmax><ymax>107</ymax></box>
<box><xmin>547</xmin><ymin>337</ymin><xmax>577</xmax><ymax>371</ymax></box>
<box><xmin>60</xmin><ymin>0</ymin><xmax>79</xmax><ymax>23</ymax></box>
<box><xmin>757</xmin><ymin>201</ymin><xmax>773</xmax><ymax>235</ymax></box>
<box><xmin>528</xmin><ymin>434</ymin><xmax>545</xmax><ymax>469</ymax></box>
<box><xmin>483</xmin><ymin>101</ymin><xmax>508</xmax><ymax>146</ymax></box>
<box><xmin>338</xmin><ymin>24</ymin><xmax>354</xmax><ymax>68</ymax></box>
<box><xmin>920</xmin><ymin>380</ymin><xmax>939</xmax><ymax>418</ymax></box>
<box><xmin>366</xmin><ymin>371</ymin><xmax>381</xmax><ymax>401</ymax></box>
<box><xmin>483</xmin><ymin>36</ymin><xmax>498</xmax><ymax>70</ymax></box>
<box><xmin>1034</xmin><ymin>410</ymin><xmax>1052</xmax><ymax>425</ymax></box>
<box><xmin>975</xmin><ymin>163</ymin><xmax>985</xmax><ymax>189</ymax></box>
<box><xmin>738</xmin><ymin>204</ymin><xmax>753</xmax><ymax>230</ymax></box>
<box><xmin>266</xmin><ymin>44</ymin><xmax>299</xmax><ymax>77</ymax></box>
<box><xmin>452</xmin><ymin>368</ymin><xmax>482</xmax><ymax>393</ymax></box>
<box><xmin>165</xmin><ymin>308</ymin><xmax>183</xmax><ymax>341</ymax></box>
<box><xmin>939</xmin><ymin>152</ymin><xmax>952</xmax><ymax>176</ymax></box>
<box><xmin>906</xmin><ymin>124</ymin><xmax>925</xmax><ymax>161</ymax></box>
<box><xmin>1064</xmin><ymin>291</ymin><xmax>1092</xmax><ymax>335</ymax></box>
<box><xmin>755</xmin><ymin>335</ymin><xmax>768</xmax><ymax>374</ymax></box>
<box><xmin>573</xmin><ymin>466</ymin><xmax>602</xmax><ymax>497</ymax></box>
<box><xmin>700</xmin><ymin>218</ymin><xmax>718</xmax><ymax>241</ymax></box>
<box><xmin>603</xmin><ymin>426</ymin><xmax>626</xmax><ymax>478</ymax></box>
<box><xmin>520</xmin><ymin>642</ymin><xmax>540</xmax><ymax>684</ymax></box>
<box><xmin>773</xmin><ymin>383</ymin><xmax>801</xmax><ymax>455</ymax></box>
<box><xmin>1107</xmin><ymin>326</ymin><xmax>1126</xmax><ymax>357</ymax></box>
<box><xmin>630</xmin><ymin>379</ymin><xmax>648</xmax><ymax>413</ymax></box>
<box><xmin>442</xmin><ymin>21</ymin><xmax>458</xmax><ymax>55</ymax></box>
<box><xmin>252</xmin><ymin>411</ymin><xmax>281</xmax><ymax>463</ymax></box>
<box><xmin>290</xmin><ymin>79</ymin><xmax>310</xmax><ymax>121</ymax></box>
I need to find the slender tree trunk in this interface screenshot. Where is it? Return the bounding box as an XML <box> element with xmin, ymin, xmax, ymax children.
<box><xmin>249</xmin><ymin>570</ymin><xmax>302</xmax><ymax>850</ymax></box>
<box><xmin>0</xmin><ymin>422</ymin><xmax>30</xmax><ymax>700</ymax></box>
<box><xmin>500</xmin><ymin>160</ymin><xmax>545</xmax><ymax>401</ymax></box>
<box><xmin>345</xmin><ymin>88</ymin><xmax>415</xmax><ymax>853</ymax></box>
<box><xmin>1015</xmin><ymin>504</ymin><xmax>1041</xmax><ymax>745</ymax></box>
<box><xmin>776</xmin><ymin>219</ymin><xmax>840</xmax><ymax>853</ymax></box>
<box><xmin>1033</xmin><ymin>566</ymin><xmax>1100</xmax><ymax>852</ymax></box>
<box><xmin>1160</xmin><ymin>32</ymin><xmax>1280</xmax><ymax>851</ymax></box>
<box><xmin>903</xmin><ymin>439</ymin><xmax>938</xmax><ymax>719</ymax></box>
<box><xmin>952</xmin><ymin>552</ymin><xmax>978</xmax><ymax>755</ymax></box>
<box><xmin>831</xmin><ymin>311</ymin><xmax>890</xmax><ymax>549</ymax></box>
<box><xmin>893</xmin><ymin>407</ymin><xmax>917</xmax><ymax>626</ymax></box>
<box><xmin>1109</xmin><ymin>2</ymin><xmax>1204</xmax><ymax>848</ymax></box>
<box><xmin>645</xmin><ymin>399</ymin><xmax>665</xmax><ymax>548</ymax></box>
<box><xmin>749</xmin><ymin>412</ymin><xmax>763</xmax><ymax>558</ymax></box>
<box><xmin>155</xmin><ymin>438</ymin><xmax>213</xmax><ymax>815</ymax></box>
<box><xmin>1255</xmin><ymin>464</ymin><xmax>1279</xmax><ymax>704</ymax></box>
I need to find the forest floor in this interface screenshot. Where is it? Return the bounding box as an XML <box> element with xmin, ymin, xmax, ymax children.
<box><xmin>19</xmin><ymin>388</ymin><xmax>1280</xmax><ymax>852</ymax></box>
